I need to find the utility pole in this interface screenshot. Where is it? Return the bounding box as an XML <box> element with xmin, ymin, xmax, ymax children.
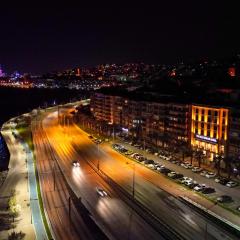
<box><xmin>97</xmin><ymin>143</ymin><xmax>100</xmax><ymax>171</ymax></box>
<box><xmin>132</xmin><ymin>163</ymin><xmax>135</xmax><ymax>199</ymax></box>
<box><xmin>53</xmin><ymin>161</ymin><xmax>56</xmax><ymax>191</ymax></box>
<box><xmin>68</xmin><ymin>196</ymin><xmax>71</xmax><ymax>228</ymax></box>
<box><xmin>205</xmin><ymin>202</ymin><xmax>217</xmax><ymax>239</ymax></box>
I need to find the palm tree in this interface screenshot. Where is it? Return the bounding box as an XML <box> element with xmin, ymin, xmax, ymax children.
<box><xmin>213</xmin><ymin>155</ymin><xmax>223</xmax><ymax>176</ymax></box>
<box><xmin>195</xmin><ymin>150</ymin><xmax>204</xmax><ymax>167</ymax></box>
<box><xmin>223</xmin><ymin>156</ymin><xmax>233</xmax><ymax>179</ymax></box>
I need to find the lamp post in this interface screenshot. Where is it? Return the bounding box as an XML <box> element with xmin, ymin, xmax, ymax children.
<box><xmin>126</xmin><ymin>162</ymin><xmax>136</xmax><ymax>199</ymax></box>
<box><xmin>205</xmin><ymin>202</ymin><xmax>217</xmax><ymax>239</ymax></box>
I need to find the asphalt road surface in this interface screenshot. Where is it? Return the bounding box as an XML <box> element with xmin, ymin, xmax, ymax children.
<box><xmin>39</xmin><ymin>110</ymin><xmax>165</xmax><ymax>240</ymax></box>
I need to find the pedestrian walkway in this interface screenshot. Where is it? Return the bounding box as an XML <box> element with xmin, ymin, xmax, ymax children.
<box><xmin>0</xmin><ymin>121</ymin><xmax>48</xmax><ymax>240</ymax></box>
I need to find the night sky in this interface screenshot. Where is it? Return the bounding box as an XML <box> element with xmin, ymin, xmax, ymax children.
<box><xmin>0</xmin><ymin>2</ymin><xmax>239</xmax><ymax>74</ymax></box>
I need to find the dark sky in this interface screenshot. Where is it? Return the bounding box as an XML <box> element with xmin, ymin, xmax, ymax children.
<box><xmin>0</xmin><ymin>2</ymin><xmax>239</xmax><ymax>74</ymax></box>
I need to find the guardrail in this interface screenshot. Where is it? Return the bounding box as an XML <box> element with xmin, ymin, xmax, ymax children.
<box><xmin>179</xmin><ymin>196</ymin><xmax>240</xmax><ymax>238</ymax></box>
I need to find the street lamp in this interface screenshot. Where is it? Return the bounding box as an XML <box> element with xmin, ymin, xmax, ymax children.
<box><xmin>205</xmin><ymin>202</ymin><xmax>217</xmax><ymax>239</ymax></box>
<box><xmin>126</xmin><ymin>162</ymin><xmax>136</xmax><ymax>199</ymax></box>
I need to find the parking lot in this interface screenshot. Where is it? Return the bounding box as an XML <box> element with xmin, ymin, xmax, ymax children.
<box><xmin>111</xmin><ymin>140</ymin><xmax>240</xmax><ymax>215</ymax></box>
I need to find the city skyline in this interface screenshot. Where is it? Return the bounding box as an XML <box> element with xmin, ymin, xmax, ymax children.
<box><xmin>0</xmin><ymin>2</ymin><xmax>240</xmax><ymax>73</ymax></box>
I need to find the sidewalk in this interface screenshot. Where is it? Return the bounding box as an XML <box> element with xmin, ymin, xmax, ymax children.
<box><xmin>0</xmin><ymin>122</ymin><xmax>48</xmax><ymax>240</ymax></box>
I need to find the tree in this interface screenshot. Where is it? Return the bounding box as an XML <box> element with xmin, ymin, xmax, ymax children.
<box><xmin>8</xmin><ymin>196</ymin><xmax>21</xmax><ymax>222</ymax></box>
<box><xmin>195</xmin><ymin>150</ymin><xmax>204</xmax><ymax>167</ymax></box>
<box><xmin>213</xmin><ymin>155</ymin><xmax>223</xmax><ymax>176</ymax></box>
<box><xmin>8</xmin><ymin>231</ymin><xmax>25</xmax><ymax>240</ymax></box>
<box><xmin>223</xmin><ymin>156</ymin><xmax>234</xmax><ymax>179</ymax></box>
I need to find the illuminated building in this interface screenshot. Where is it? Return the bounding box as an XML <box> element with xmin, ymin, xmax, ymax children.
<box><xmin>191</xmin><ymin>105</ymin><xmax>229</xmax><ymax>161</ymax></box>
<box><xmin>228</xmin><ymin>67</ymin><xmax>236</xmax><ymax>77</ymax></box>
<box><xmin>91</xmin><ymin>91</ymin><xmax>191</xmax><ymax>147</ymax></box>
<box><xmin>228</xmin><ymin>109</ymin><xmax>240</xmax><ymax>158</ymax></box>
<box><xmin>76</xmin><ymin>68</ymin><xmax>81</xmax><ymax>77</ymax></box>
<box><xmin>0</xmin><ymin>64</ymin><xmax>5</xmax><ymax>77</ymax></box>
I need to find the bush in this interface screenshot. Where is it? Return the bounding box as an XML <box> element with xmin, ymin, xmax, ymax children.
<box><xmin>8</xmin><ymin>231</ymin><xmax>25</xmax><ymax>240</ymax></box>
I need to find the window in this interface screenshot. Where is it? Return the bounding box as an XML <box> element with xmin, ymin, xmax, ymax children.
<box><xmin>208</xmin><ymin>110</ymin><xmax>211</xmax><ymax>116</ymax></box>
<box><xmin>196</xmin><ymin>109</ymin><xmax>199</xmax><ymax>114</ymax></box>
<box><xmin>214</xmin><ymin>111</ymin><xmax>218</xmax><ymax>117</ymax></box>
<box><xmin>213</xmin><ymin>132</ymin><xmax>217</xmax><ymax>139</ymax></box>
<box><xmin>201</xmin><ymin>116</ymin><xmax>204</xmax><ymax>122</ymax></box>
<box><xmin>223</xmin><ymin>111</ymin><xmax>226</xmax><ymax>117</ymax></box>
<box><xmin>207</xmin><ymin>130</ymin><xmax>210</xmax><ymax>136</ymax></box>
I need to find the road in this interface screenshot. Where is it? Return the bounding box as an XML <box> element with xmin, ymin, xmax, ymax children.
<box><xmin>37</xmin><ymin>110</ymin><xmax>165</xmax><ymax>240</ymax></box>
<box><xmin>58</xmin><ymin>107</ymin><xmax>239</xmax><ymax>240</ymax></box>
<box><xmin>32</xmin><ymin>116</ymin><xmax>107</xmax><ymax>240</ymax></box>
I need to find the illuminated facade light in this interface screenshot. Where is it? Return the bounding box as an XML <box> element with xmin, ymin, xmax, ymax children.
<box><xmin>228</xmin><ymin>67</ymin><xmax>236</xmax><ymax>77</ymax></box>
<box><xmin>191</xmin><ymin>105</ymin><xmax>229</xmax><ymax>160</ymax></box>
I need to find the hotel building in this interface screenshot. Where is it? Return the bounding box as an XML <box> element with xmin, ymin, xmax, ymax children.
<box><xmin>190</xmin><ymin>105</ymin><xmax>229</xmax><ymax>161</ymax></box>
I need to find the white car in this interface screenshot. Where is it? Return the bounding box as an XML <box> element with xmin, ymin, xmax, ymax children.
<box><xmin>200</xmin><ymin>171</ymin><xmax>208</xmax><ymax>177</ymax></box>
<box><xmin>185</xmin><ymin>180</ymin><xmax>196</xmax><ymax>186</ymax></box>
<box><xmin>205</xmin><ymin>172</ymin><xmax>216</xmax><ymax>178</ymax></box>
<box><xmin>168</xmin><ymin>171</ymin><xmax>177</xmax><ymax>178</ymax></box>
<box><xmin>72</xmin><ymin>160</ymin><xmax>80</xmax><ymax>167</ymax></box>
<box><xmin>192</xmin><ymin>167</ymin><xmax>202</xmax><ymax>173</ymax></box>
<box><xmin>157</xmin><ymin>165</ymin><xmax>165</xmax><ymax>171</ymax></box>
<box><xmin>96</xmin><ymin>187</ymin><xmax>107</xmax><ymax>197</ymax></box>
<box><xmin>184</xmin><ymin>163</ymin><xmax>193</xmax><ymax>169</ymax></box>
<box><xmin>226</xmin><ymin>181</ymin><xmax>238</xmax><ymax>188</ymax></box>
<box><xmin>180</xmin><ymin>177</ymin><xmax>192</xmax><ymax>184</ymax></box>
<box><xmin>194</xmin><ymin>184</ymin><xmax>206</xmax><ymax>191</ymax></box>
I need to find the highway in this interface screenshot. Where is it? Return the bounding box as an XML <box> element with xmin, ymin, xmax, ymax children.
<box><xmin>32</xmin><ymin>117</ymin><xmax>106</xmax><ymax>240</ymax></box>
<box><xmin>59</xmin><ymin>107</ymin><xmax>238</xmax><ymax>240</ymax></box>
<box><xmin>36</xmin><ymin>110</ymin><xmax>165</xmax><ymax>240</ymax></box>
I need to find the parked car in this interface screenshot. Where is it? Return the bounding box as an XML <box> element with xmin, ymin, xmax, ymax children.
<box><xmin>124</xmin><ymin>150</ymin><xmax>133</xmax><ymax>155</ymax></box>
<box><xmin>226</xmin><ymin>181</ymin><xmax>238</xmax><ymax>188</ymax></box>
<box><xmin>237</xmin><ymin>206</ymin><xmax>240</xmax><ymax>212</ymax></box>
<box><xmin>192</xmin><ymin>167</ymin><xmax>202</xmax><ymax>173</ymax></box>
<box><xmin>168</xmin><ymin>171</ymin><xmax>177</xmax><ymax>178</ymax></box>
<box><xmin>215</xmin><ymin>176</ymin><xmax>225</xmax><ymax>183</ymax></box>
<box><xmin>219</xmin><ymin>178</ymin><xmax>230</xmax><ymax>185</ymax></box>
<box><xmin>131</xmin><ymin>153</ymin><xmax>140</xmax><ymax>159</ymax></box>
<box><xmin>172</xmin><ymin>173</ymin><xmax>184</xmax><ymax>179</ymax></box>
<box><xmin>180</xmin><ymin>177</ymin><xmax>192</xmax><ymax>184</ymax></box>
<box><xmin>205</xmin><ymin>172</ymin><xmax>216</xmax><ymax>178</ymax></box>
<box><xmin>144</xmin><ymin>159</ymin><xmax>155</xmax><ymax>165</ymax></box>
<box><xmin>185</xmin><ymin>180</ymin><xmax>196</xmax><ymax>187</ymax></box>
<box><xmin>188</xmin><ymin>182</ymin><xmax>199</xmax><ymax>189</ymax></box>
<box><xmin>137</xmin><ymin>156</ymin><xmax>145</xmax><ymax>162</ymax></box>
<box><xmin>184</xmin><ymin>163</ymin><xmax>193</xmax><ymax>169</ymax></box>
<box><xmin>157</xmin><ymin>165</ymin><xmax>165</xmax><ymax>171</ymax></box>
<box><xmin>200</xmin><ymin>171</ymin><xmax>208</xmax><ymax>177</ymax></box>
<box><xmin>161</xmin><ymin>168</ymin><xmax>171</xmax><ymax>175</ymax></box>
<box><xmin>202</xmin><ymin>187</ymin><xmax>215</xmax><ymax>194</ymax></box>
<box><xmin>194</xmin><ymin>184</ymin><xmax>206</xmax><ymax>192</ymax></box>
<box><xmin>217</xmin><ymin>195</ymin><xmax>233</xmax><ymax>203</ymax></box>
